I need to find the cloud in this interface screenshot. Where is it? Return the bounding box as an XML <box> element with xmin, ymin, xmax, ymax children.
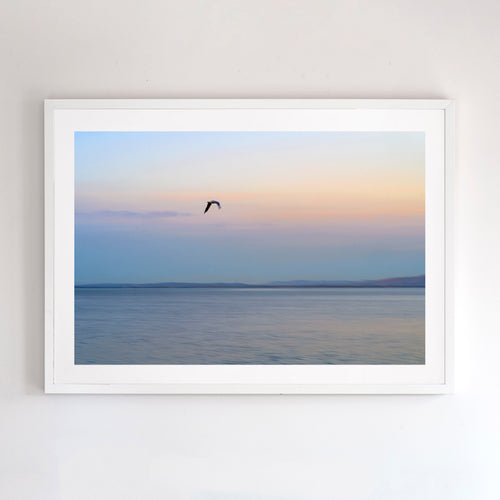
<box><xmin>77</xmin><ymin>210</ymin><xmax>192</xmax><ymax>219</ymax></box>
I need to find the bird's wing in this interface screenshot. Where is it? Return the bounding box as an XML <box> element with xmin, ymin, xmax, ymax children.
<box><xmin>204</xmin><ymin>202</ymin><xmax>211</xmax><ymax>214</ymax></box>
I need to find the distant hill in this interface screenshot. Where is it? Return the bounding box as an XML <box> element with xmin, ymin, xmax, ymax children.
<box><xmin>266</xmin><ymin>279</ymin><xmax>358</xmax><ymax>287</ymax></box>
<box><xmin>76</xmin><ymin>281</ymin><xmax>250</xmax><ymax>288</ymax></box>
<box><xmin>358</xmin><ymin>275</ymin><xmax>425</xmax><ymax>287</ymax></box>
<box><xmin>76</xmin><ymin>275</ymin><xmax>425</xmax><ymax>288</ymax></box>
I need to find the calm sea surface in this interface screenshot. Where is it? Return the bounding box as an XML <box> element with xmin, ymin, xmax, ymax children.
<box><xmin>75</xmin><ymin>287</ymin><xmax>424</xmax><ymax>365</ymax></box>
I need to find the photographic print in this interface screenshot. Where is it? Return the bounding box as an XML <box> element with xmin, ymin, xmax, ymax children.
<box><xmin>75</xmin><ymin>131</ymin><xmax>425</xmax><ymax>366</ymax></box>
<box><xmin>45</xmin><ymin>100</ymin><xmax>453</xmax><ymax>393</ymax></box>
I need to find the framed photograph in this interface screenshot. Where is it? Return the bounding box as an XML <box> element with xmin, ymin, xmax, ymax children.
<box><xmin>44</xmin><ymin>99</ymin><xmax>454</xmax><ymax>394</ymax></box>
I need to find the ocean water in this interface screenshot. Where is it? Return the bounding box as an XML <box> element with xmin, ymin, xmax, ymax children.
<box><xmin>75</xmin><ymin>287</ymin><xmax>424</xmax><ymax>365</ymax></box>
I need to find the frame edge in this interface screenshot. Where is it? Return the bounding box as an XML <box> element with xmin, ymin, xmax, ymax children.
<box><xmin>44</xmin><ymin>100</ymin><xmax>56</xmax><ymax>393</ymax></box>
<box><xmin>444</xmin><ymin>100</ymin><xmax>455</xmax><ymax>393</ymax></box>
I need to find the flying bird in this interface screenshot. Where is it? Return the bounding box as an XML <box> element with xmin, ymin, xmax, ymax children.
<box><xmin>204</xmin><ymin>200</ymin><xmax>221</xmax><ymax>214</ymax></box>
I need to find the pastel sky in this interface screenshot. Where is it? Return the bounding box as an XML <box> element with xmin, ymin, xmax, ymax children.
<box><xmin>75</xmin><ymin>131</ymin><xmax>424</xmax><ymax>284</ymax></box>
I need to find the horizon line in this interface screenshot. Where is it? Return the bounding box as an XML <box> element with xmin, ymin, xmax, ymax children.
<box><xmin>75</xmin><ymin>274</ymin><xmax>425</xmax><ymax>288</ymax></box>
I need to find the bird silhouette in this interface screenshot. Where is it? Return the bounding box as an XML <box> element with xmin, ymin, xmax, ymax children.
<box><xmin>204</xmin><ymin>200</ymin><xmax>221</xmax><ymax>214</ymax></box>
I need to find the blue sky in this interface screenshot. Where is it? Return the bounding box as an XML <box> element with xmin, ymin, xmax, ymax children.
<box><xmin>75</xmin><ymin>131</ymin><xmax>425</xmax><ymax>284</ymax></box>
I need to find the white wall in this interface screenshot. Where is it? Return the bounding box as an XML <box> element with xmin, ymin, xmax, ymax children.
<box><xmin>1</xmin><ymin>1</ymin><xmax>499</xmax><ymax>498</ymax></box>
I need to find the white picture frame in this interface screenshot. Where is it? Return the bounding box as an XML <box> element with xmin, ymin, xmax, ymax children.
<box><xmin>45</xmin><ymin>99</ymin><xmax>454</xmax><ymax>394</ymax></box>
